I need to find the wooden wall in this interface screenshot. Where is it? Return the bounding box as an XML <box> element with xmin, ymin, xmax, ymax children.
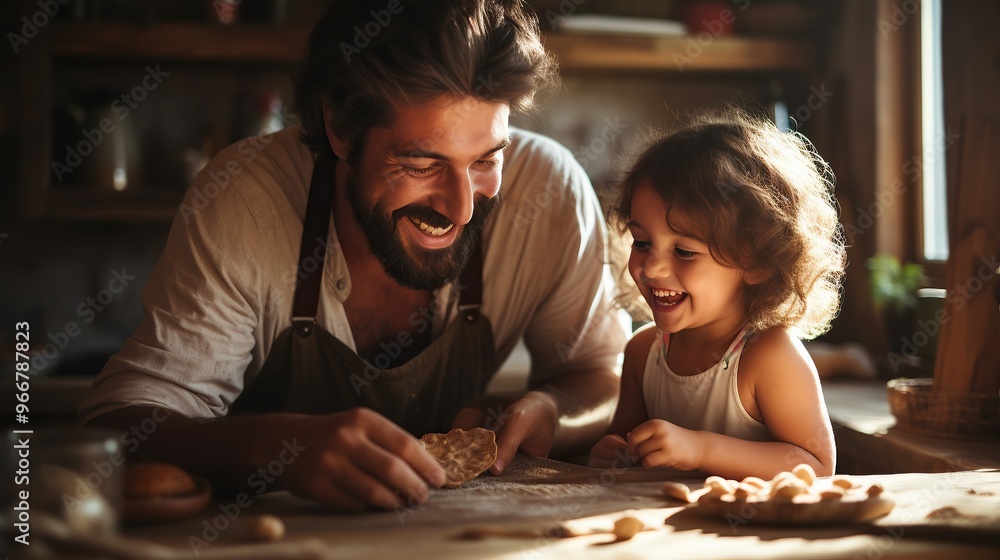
<box><xmin>937</xmin><ymin>1</ymin><xmax>1000</xmax><ymax>394</ymax></box>
<box><xmin>815</xmin><ymin>0</ymin><xmax>883</xmax><ymax>347</ymax></box>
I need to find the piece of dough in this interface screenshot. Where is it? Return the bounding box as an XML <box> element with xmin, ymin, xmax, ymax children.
<box><xmin>124</xmin><ymin>463</ymin><xmax>197</xmax><ymax>498</ymax></box>
<box><xmin>663</xmin><ymin>465</ymin><xmax>896</xmax><ymax>525</ymax></box>
<box><xmin>420</xmin><ymin>428</ymin><xmax>498</xmax><ymax>488</ymax></box>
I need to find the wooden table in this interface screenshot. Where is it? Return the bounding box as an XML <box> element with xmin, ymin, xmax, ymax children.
<box><xmin>823</xmin><ymin>379</ymin><xmax>1000</xmax><ymax>473</ymax></box>
<box><xmin>119</xmin><ymin>455</ymin><xmax>1000</xmax><ymax>560</ymax></box>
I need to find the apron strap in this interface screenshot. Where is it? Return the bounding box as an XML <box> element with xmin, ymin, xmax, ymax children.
<box><xmin>291</xmin><ymin>154</ymin><xmax>336</xmax><ymax>336</ymax></box>
<box><xmin>457</xmin><ymin>239</ymin><xmax>484</xmax><ymax>322</ymax></box>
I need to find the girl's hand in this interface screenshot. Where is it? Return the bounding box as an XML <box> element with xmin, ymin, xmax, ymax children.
<box><xmin>627</xmin><ymin>419</ymin><xmax>703</xmax><ymax>471</ymax></box>
<box><xmin>587</xmin><ymin>434</ymin><xmax>637</xmax><ymax>468</ymax></box>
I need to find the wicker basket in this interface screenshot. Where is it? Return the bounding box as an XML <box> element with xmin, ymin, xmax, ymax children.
<box><xmin>886</xmin><ymin>378</ymin><xmax>1000</xmax><ymax>441</ymax></box>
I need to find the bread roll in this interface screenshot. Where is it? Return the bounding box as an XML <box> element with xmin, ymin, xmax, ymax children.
<box><xmin>124</xmin><ymin>463</ymin><xmax>197</xmax><ymax>498</ymax></box>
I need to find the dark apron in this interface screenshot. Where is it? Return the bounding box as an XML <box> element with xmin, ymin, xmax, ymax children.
<box><xmin>231</xmin><ymin>155</ymin><xmax>496</xmax><ymax>435</ymax></box>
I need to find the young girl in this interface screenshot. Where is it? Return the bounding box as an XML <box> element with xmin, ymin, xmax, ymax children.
<box><xmin>590</xmin><ymin>110</ymin><xmax>846</xmax><ymax>480</ymax></box>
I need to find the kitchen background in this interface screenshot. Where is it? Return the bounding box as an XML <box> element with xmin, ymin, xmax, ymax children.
<box><xmin>1</xmin><ymin>0</ymin><xmax>997</xmax><ymax>423</ymax></box>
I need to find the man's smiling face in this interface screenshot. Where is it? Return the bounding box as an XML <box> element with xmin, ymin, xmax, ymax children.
<box><xmin>344</xmin><ymin>95</ymin><xmax>509</xmax><ymax>291</ymax></box>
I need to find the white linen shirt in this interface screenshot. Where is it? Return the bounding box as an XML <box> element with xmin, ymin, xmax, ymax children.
<box><xmin>79</xmin><ymin>127</ymin><xmax>627</xmax><ymax>423</ymax></box>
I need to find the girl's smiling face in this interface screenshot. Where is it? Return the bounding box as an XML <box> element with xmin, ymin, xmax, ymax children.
<box><xmin>627</xmin><ymin>182</ymin><xmax>748</xmax><ymax>339</ymax></box>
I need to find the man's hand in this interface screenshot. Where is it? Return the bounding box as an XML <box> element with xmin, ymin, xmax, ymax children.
<box><xmin>281</xmin><ymin>408</ymin><xmax>447</xmax><ymax>510</ymax></box>
<box><xmin>89</xmin><ymin>406</ymin><xmax>446</xmax><ymax>512</ymax></box>
<box><xmin>626</xmin><ymin>419</ymin><xmax>703</xmax><ymax>471</ymax></box>
<box><xmin>452</xmin><ymin>390</ymin><xmax>558</xmax><ymax>475</ymax></box>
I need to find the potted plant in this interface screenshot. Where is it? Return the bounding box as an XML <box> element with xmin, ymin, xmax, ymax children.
<box><xmin>866</xmin><ymin>254</ymin><xmax>924</xmax><ymax>355</ymax></box>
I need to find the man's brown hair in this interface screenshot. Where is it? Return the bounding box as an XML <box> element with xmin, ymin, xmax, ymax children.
<box><xmin>294</xmin><ymin>0</ymin><xmax>558</xmax><ymax>159</ymax></box>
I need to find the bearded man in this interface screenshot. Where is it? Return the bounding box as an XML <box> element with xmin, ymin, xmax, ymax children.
<box><xmin>80</xmin><ymin>0</ymin><xmax>626</xmax><ymax>511</ymax></box>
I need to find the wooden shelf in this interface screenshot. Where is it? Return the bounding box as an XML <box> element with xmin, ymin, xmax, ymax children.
<box><xmin>544</xmin><ymin>33</ymin><xmax>816</xmax><ymax>72</ymax></box>
<box><xmin>48</xmin><ymin>188</ymin><xmax>183</xmax><ymax>222</ymax></box>
<box><xmin>48</xmin><ymin>23</ymin><xmax>814</xmax><ymax>72</ymax></box>
<box><xmin>27</xmin><ymin>23</ymin><xmax>816</xmax><ymax>222</ymax></box>
<box><xmin>49</xmin><ymin>22</ymin><xmax>310</xmax><ymax>63</ymax></box>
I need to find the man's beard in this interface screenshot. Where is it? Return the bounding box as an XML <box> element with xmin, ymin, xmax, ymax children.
<box><xmin>346</xmin><ymin>173</ymin><xmax>502</xmax><ymax>291</ymax></box>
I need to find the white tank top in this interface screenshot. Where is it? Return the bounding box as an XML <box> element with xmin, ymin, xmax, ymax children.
<box><xmin>641</xmin><ymin>326</ymin><xmax>771</xmax><ymax>442</ymax></box>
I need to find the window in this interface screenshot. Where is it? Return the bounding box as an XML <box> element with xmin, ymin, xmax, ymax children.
<box><xmin>920</xmin><ymin>0</ymin><xmax>948</xmax><ymax>262</ymax></box>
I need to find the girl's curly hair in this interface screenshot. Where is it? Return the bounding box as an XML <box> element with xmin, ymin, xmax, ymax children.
<box><xmin>610</xmin><ymin>109</ymin><xmax>847</xmax><ymax>339</ymax></box>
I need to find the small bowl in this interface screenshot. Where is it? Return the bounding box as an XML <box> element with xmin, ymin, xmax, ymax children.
<box><xmin>123</xmin><ymin>475</ymin><xmax>212</xmax><ymax>524</ymax></box>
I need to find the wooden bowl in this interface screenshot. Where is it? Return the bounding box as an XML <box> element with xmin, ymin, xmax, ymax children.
<box><xmin>123</xmin><ymin>475</ymin><xmax>212</xmax><ymax>524</ymax></box>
